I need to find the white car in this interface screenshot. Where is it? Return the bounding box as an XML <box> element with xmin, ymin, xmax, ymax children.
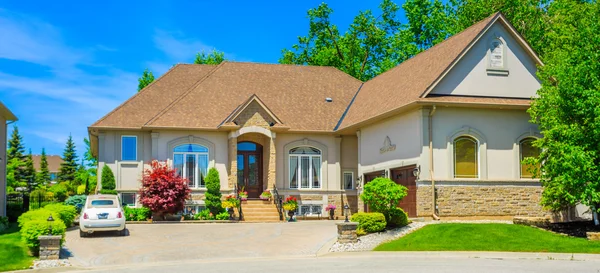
<box><xmin>79</xmin><ymin>195</ymin><xmax>126</xmax><ymax>237</ymax></box>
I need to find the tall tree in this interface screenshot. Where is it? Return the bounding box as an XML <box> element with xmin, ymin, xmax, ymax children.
<box><xmin>23</xmin><ymin>150</ymin><xmax>36</xmax><ymax>191</ymax></box>
<box><xmin>36</xmin><ymin>148</ymin><xmax>51</xmax><ymax>187</ymax></box>
<box><xmin>402</xmin><ymin>0</ymin><xmax>457</xmax><ymax>50</ymax></box>
<box><xmin>137</xmin><ymin>68</ymin><xmax>155</xmax><ymax>92</ymax></box>
<box><xmin>194</xmin><ymin>50</ymin><xmax>226</xmax><ymax>65</ymax></box>
<box><xmin>83</xmin><ymin>137</ymin><xmax>98</xmax><ymax>191</ymax></box>
<box><xmin>7</xmin><ymin>125</ymin><xmax>27</xmax><ymax>187</ymax></box>
<box><xmin>527</xmin><ymin>0</ymin><xmax>600</xmax><ymax>218</ymax></box>
<box><xmin>58</xmin><ymin>135</ymin><xmax>78</xmax><ymax>182</ymax></box>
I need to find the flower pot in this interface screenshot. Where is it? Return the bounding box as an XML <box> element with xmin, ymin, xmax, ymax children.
<box><xmin>287</xmin><ymin>211</ymin><xmax>295</xmax><ymax>222</ymax></box>
<box><xmin>329</xmin><ymin>209</ymin><xmax>335</xmax><ymax>220</ymax></box>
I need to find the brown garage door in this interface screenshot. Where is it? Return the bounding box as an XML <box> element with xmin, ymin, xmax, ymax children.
<box><xmin>391</xmin><ymin>165</ymin><xmax>417</xmax><ymax>217</ymax></box>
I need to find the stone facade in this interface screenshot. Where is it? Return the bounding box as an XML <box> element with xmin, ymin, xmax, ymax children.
<box><xmin>234</xmin><ymin>101</ymin><xmax>275</xmax><ymax>129</ymax></box>
<box><xmin>416</xmin><ymin>183</ymin><xmax>550</xmax><ymax>217</ymax></box>
<box><xmin>336</xmin><ymin>222</ymin><xmax>358</xmax><ymax>243</ymax></box>
<box><xmin>38</xmin><ymin>235</ymin><xmax>61</xmax><ymax>260</ymax></box>
<box><xmin>327</xmin><ymin>193</ymin><xmax>359</xmax><ymax>217</ymax></box>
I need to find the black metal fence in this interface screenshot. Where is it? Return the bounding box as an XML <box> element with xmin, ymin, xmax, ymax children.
<box><xmin>6</xmin><ymin>192</ymin><xmax>57</xmax><ymax>221</ymax></box>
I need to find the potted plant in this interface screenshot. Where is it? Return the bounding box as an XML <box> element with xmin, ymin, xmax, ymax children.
<box><xmin>259</xmin><ymin>190</ymin><xmax>272</xmax><ymax>201</ymax></box>
<box><xmin>282</xmin><ymin>196</ymin><xmax>298</xmax><ymax>222</ymax></box>
<box><xmin>325</xmin><ymin>204</ymin><xmax>336</xmax><ymax>220</ymax></box>
<box><xmin>222</xmin><ymin>194</ymin><xmax>240</xmax><ymax>220</ymax></box>
<box><xmin>238</xmin><ymin>187</ymin><xmax>248</xmax><ymax>201</ymax></box>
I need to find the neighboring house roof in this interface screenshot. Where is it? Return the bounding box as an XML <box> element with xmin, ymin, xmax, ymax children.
<box><xmin>0</xmin><ymin>101</ymin><xmax>17</xmax><ymax>121</ymax></box>
<box><xmin>337</xmin><ymin>12</ymin><xmax>542</xmax><ymax>130</ymax></box>
<box><xmin>91</xmin><ymin>62</ymin><xmax>362</xmax><ymax>132</ymax></box>
<box><xmin>31</xmin><ymin>155</ymin><xmax>63</xmax><ymax>173</ymax></box>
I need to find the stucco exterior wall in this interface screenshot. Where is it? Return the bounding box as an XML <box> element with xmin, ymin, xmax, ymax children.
<box><xmin>429</xmin><ymin>22</ymin><xmax>541</xmax><ymax>98</ymax></box>
<box><xmin>0</xmin><ymin>116</ymin><xmax>6</xmax><ymax>217</ymax></box>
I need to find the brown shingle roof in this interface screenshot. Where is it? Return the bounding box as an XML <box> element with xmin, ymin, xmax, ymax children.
<box><xmin>32</xmin><ymin>155</ymin><xmax>63</xmax><ymax>173</ymax></box>
<box><xmin>337</xmin><ymin>13</ymin><xmax>499</xmax><ymax>130</ymax></box>
<box><xmin>144</xmin><ymin>62</ymin><xmax>362</xmax><ymax>131</ymax></box>
<box><xmin>91</xmin><ymin>64</ymin><xmax>218</xmax><ymax>128</ymax></box>
<box><xmin>418</xmin><ymin>96</ymin><xmax>531</xmax><ymax>107</ymax></box>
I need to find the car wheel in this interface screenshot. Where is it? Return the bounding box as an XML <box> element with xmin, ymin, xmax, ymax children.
<box><xmin>79</xmin><ymin>230</ymin><xmax>87</xmax><ymax>238</ymax></box>
<box><xmin>119</xmin><ymin>228</ymin><xmax>127</xmax><ymax>236</ymax></box>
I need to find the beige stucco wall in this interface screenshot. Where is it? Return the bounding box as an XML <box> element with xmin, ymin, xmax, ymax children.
<box><xmin>0</xmin><ymin>116</ymin><xmax>6</xmax><ymax>216</ymax></box>
<box><xmin>429</xmin><ymin>22</ymin><xmax>541</xmax><ymax>98</ymax></box>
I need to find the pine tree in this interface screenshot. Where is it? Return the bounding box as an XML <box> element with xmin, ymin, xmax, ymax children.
<box><xmin>23</xmin><ymin>150</ymin><xmax>37</xmax><ymax>191</ymax></box>
<box><xmin>36</xmin><ymin>148</ymin><xmax>51</xmax><ymax>186</ymax></box>
<box><xmin>7</xmin><ymin>125</ymin><xmax>27</xmax><ymax>188</ymax></box>
<box><xmin>137</xmin><ymin>69</ymin><xmax>155</xmax><ymax>91</ymax></box>
<box><xmin>100</xmin><ymin>165</ymin><xmax>117</xmax><ymax>195</ymax></box>
<box><xmin>59</xmin><ymin>134</ymin><xmax>78</xmax><ymax>183</ymax></box>
<box><xmin>7</xmin><ymin>125</ymin><xmax>25</xmax><ymax>161</ymax></box>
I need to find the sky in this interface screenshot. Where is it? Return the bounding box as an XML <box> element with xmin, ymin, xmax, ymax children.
<box><xmin>0</xmin><ymin>0</ymin><xmax>407</xmax><ymax>159</ymax></box>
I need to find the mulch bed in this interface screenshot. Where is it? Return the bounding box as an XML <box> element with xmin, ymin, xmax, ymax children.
<box><xmin>545</xmin><ymin>221</ymin><xmax>600</xmax><ymax>238</ymax></box>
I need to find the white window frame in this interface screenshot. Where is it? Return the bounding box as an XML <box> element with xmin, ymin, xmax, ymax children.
<box><xmin>453</xmin><ymin>135</ymin><xmax>480</xmax><ymax>179</ymax></box>
<box><xmin>120</xmin><ymin>192</ymin><xmax>136</xmax><ymax>207</ymax></box>
<box><xmin>121</xmin><ymin>135</ymin><xmax>137</xmax><ymax>161</ymax></box>
<box><xmin>519</xmin><ymin>137</ymin><xmax>539</xmax><ymax>179</ymax></box>
<box><xmin>343</xmin><ymin>171</ymin><xmax>354</xmax><ymax>190</ymax></box>
<box><xmin>298</xmin><ymin>204</ymin><xmax>323</xmax><ymax>216</ymax></box>
<box><xmin>174</xmin><ymin>147</ymin><xmax>209</xmax><ymax>189</ymax></box>
<box><xmin>183</xmin><ymin>205</ymin><xmax>206</xmax><ymax>215</ymax></box>
<box><xmin>288</xmin><ymin>147</ymin><xmax>322</xmax><ymax>189</ymax></box>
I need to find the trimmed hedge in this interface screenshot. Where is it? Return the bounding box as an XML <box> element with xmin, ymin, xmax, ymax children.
<box><xmin>351</xmin><ymin>212</ymin><xmax>386</xmax><ymax>233</ymax></box>
<box><xmin>124</xmin><ymin>207</ymin><xmax>152</xmax><ymax>221</ymax></box>
<box><xmin>18</xmin><ymin>209</ymin><xmax>55</xmax><ymax>228</ymax></box>
<box><xmin>44</xmin><ymin>204</ymin><xmax>77</xmax><ymax>227</ymax></box>
<box><xmin>21</xmin><ymin>219</ymin><xmax>66</xmax><ymax>253</ymax></box>
<box><xmin>387</xmin><ymin>207</ymin><xmax>409</xmax><ymax>228</ymax></box>
<box><xmin>100</xmin><ymin>165</ymin><xmax>116</xmax><ymax>194</ymax></box>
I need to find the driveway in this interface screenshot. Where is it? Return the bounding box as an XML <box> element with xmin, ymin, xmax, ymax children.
<box><xmin>63</xmin><ymin>221</ymin><xmax>338</xmax><ymax>267</ymax></box>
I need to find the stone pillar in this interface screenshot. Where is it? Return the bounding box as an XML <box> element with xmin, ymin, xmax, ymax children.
<box><xmin>228</xmin><ymin>136</ymin><xmax>237</xmax><ymax>189</ymax></box>
<box><xmin>38</xmin><ymin>235</ymin><xmax>61</xmax><ymax>260</ymax></box>
<box><xmin>268</xmin><ymin>134</ymin><xmax>276</xmax><ymax>189</ymax></box>
<box><xmin>336</xmin><ymin>222</ymin><xmax>358</xmax><ymax>243</ymax></box>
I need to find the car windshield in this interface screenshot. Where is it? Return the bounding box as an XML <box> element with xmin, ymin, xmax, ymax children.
<box><xmin>88</xmin><ymin>198</ymin><xmax>118</xmax><ymax>208</ymax></box>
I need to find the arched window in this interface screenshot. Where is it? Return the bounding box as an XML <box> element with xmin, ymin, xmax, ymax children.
<box><xmin>289</xmin><ymin>147</ymin><xmax>322</xmax><ymax>189</ymax></box>
<box><xmin>520</xmin><ymin>138</ymin><xmax>540</xmax><ymax>178</ymax></box>
<box><xmin>173</xmin><ymin>144</ymin><xmax>209</xmax><ymax>188</ymax></box>
<box><xmin>454</xmin><ymin>136</ymin><xmax>478</xmax><ymax>179</ymax></box>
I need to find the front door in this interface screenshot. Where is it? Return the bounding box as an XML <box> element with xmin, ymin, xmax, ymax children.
<box><xmin>237</xmin><ymin>142</ymin><xmax>263</xmax><ymax>198</ymax></box>
<box><xmin>391</xmin><ymin>165</ymin><xmax>417</xmax><ymax>217</ymax></box>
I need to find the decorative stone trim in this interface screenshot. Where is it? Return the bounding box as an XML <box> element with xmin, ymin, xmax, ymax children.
<box><xmin>38</xmin><ymin>235</ymin><xmax>61</xmax><ymax>260</ymax></box>
<box><xmin>337</xmin><ymin>222</ymin><xmax>358</xmax><ymax>243</ymax></box>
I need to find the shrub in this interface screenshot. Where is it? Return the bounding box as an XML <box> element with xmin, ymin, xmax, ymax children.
<box><xmin>21</xmin><ymin>218</ymin><xmax>66</xmax><ymax>253</ymax></box>
<box><xmin>350</xmin><ymin>212</ymin><xmax>386</xmax><ymax>233</ymax></box>
<box><xmin>18</xmin><ymin>209</ymin><xmax>55</xmax><ymax>228</ymax></box>
<box><xmin>194</xmin><ymin>209</ymin><xmax>213</xmax><ymax>220</ymax></box>
<box><xmin>356</xmin><ymin>227</ymin><xmax>367</xmax><ymax>236</ymax></box>
<box><xmin>360</xmin><ymin>178</ymin><xmax>407</xmax><ymax>224</ymax></box>
<box><xmin>139</xmin><ymin>161</ymin><xmax>191</xmax><ymax>216</ymax></box>
<box><xmin>0</xmin><ymin>216</ymin><xmax>9</xmax><ymax>232</ymax></box>
<box><xmin>100</xmin><ymin>165</ymin><xmax>116</xmax><ymax>194</ymax></box>
<box><xmin>124</xmin><ymin>207</ymin><xmax>152</xmax><ymax>221</ymax></box>
<box><xmin>215</xmin><ymin>211</ymin><xmax>230</xmax><ymax>220</ymax></box>
<box><xmin>76</xmin><ymin>185</ymin><xmax>86</xmax><ymax>195</ymax></box>
<box><xmin>48</xmin><ymin>183</ymin><xmax>68</xmax><ymax>202</ymax></box>
<box><xmin>7</xmin><ymin>203</ymin><xmax>23</xmax><ymax>222</ymax></box>
<box><xmin>65</xmin><ymin>195</ymin><xmax>87</xmax><ymax>213</ymax></box>
<box><xmin>387</xmin><ymin>207</ymin><xmax>409</xmax><ymax>228</ymax></box>
<box><xmin>204</xmin><ymin>168</ymin><xmax>224</xmax><ymax>216</ymax></box>
<box><xmin>44</xmin><ymin>203</ymin><xmax>77</xmax><ymax>227</ymax></box>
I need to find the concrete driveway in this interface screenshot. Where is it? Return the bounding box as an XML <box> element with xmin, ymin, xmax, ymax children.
<box><xmin>63</xmin><ymin>221</ymin><xmax>338</xmax><ymax>267</ymax></box>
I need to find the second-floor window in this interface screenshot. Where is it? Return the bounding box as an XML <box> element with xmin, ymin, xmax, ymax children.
<box><xmin>121</xmin><ymin>136</ymin><xmax>137</xmax><ymax>161</ymax></box>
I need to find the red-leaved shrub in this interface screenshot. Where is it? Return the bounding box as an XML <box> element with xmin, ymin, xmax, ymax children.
<box><xmin>139</xmin><ymin>160</ymin><xmax>191</xmax><ymax>215</ymax></box>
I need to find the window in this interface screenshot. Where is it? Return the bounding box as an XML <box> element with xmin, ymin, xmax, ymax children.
<box><xmin>489</xmin><ymin>39</ymin><xmax>504</xmax><ymax>69</ymax></box>
<box><xmin>183</xmin><ymin>205</ymin><xmax>205</xmax><ymax>215</ymax></box>
<box><xmin>121</xmin><ymin>193</ymin><xmax>136</xmax><ymax>207</ymax></box>
<box><xmin>289</xmin><ymin>147</ymin><xmax>322</xmax><ymax>189</ymax></box>
<box><xmin>343</xmin><ymin>172</ymin><xmax>354</xmax><ymax>190</ymax></box>
<box><xmin>520</xmin><ymin>138</ymin><xmax>541</xmax><ymax>178</ymax></box>
<box><xmin>454</xmin><ymin>136</ymin><xmax>478</xmax><ymax>178</ymax></box>
<box><xmin>299</xmin><ymin>205</ymin><xmax>322</xmax><ymax>216</ymax></box>
<box><xmin>121</xmin><ymin>136</ymin><xmax>137</xmax><ymax>161</ymax></box>
<box><xmin>173</xmin><ymin>144</ymin><xmax>209</xmax><ymax>188</ymax></box>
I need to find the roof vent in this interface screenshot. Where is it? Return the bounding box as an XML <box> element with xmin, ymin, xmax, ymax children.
<box><xmin>325</xmin><ymin>97</ymin><xmax>333</xmax><ymax>102</ymax></box>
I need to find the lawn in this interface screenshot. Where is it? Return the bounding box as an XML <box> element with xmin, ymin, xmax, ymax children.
<box><xmin>375</xmin><ymin>223</ymin><xmax>600</xmax><ymax>253</ymax></box>
<box><xmin>0</xmin><ymin>224</ymin><xmax>35</xmax><ymax>271</ymax></box>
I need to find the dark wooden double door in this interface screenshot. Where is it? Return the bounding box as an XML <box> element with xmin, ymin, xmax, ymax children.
<box><xmin>364</xmin><ymin>165</ymin><xmax>417</xmax><ymax>217</ymax></box>
<box><xmin>237</xmin><ymin>142</ymin><xmax>263</xmax><ymax>199</ymax></box>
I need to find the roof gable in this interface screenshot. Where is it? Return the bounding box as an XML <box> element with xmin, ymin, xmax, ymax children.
<box><xmin>221</xmin><ymin>94</ymin><xmax>284</xmax><ymax>128</ymax></box>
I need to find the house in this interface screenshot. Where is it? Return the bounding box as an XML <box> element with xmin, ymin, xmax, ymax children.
<box><xmin>1</xmin><ymin>101</ymin><xmax>18</xmax><ymax>217</ymax></box>
<box><xmin>89</xmin><ymin>13</ymin><xmax>550</xmax><ymax>219</ymax></box>
<box><xmin>32</xmin><ymin>155</ymin><xmax>63</xmax><ymax>183</ymax></box>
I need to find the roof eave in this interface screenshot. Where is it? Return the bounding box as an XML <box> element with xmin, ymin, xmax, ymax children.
<box><xmin>0</xmin><ymin>101</ymin><xmax>18</xmax><ymax>121</ymax></box>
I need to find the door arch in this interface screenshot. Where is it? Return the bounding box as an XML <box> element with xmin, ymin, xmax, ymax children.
<box><xmin>237</xmin><ymin>141</ymin><xmax>263</xmax><ymax>198</ymax></box>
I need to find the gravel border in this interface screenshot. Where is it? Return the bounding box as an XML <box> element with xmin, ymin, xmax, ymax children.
<box><xmin>329</xmin><ymin>220</ymin><xmax>513</xmax><ymax>252</ymax></box>
<box><xmin>32</xmin><ymin>259</ymin><xmax>72</xmax><ymax>269</ymax></box>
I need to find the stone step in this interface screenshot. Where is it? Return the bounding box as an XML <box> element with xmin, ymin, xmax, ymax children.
<box><xmin>243</xmin><ymin>212</ymin><xmax>280</xmax><ymax>217</ymax></box>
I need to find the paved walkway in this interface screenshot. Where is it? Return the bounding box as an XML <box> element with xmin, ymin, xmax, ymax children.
<box><xmin>63</xmin><ymin>221</ymin><xmax>338</xmax><ymax>267</ymax></box>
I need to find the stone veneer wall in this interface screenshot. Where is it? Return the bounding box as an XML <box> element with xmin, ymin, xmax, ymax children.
<box><xmin>327</xmin><ymin>194</ymin><xmax>359</xmax><ymax>216</ymax></box>
<box><xmin>416</xmin><ymin>182</ymin><xmax>550</xmax><ymax>217</ymax></box>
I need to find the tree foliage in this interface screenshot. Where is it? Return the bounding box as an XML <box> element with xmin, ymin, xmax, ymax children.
<box><xmin>204</xmin><ymin>168</ymin><xmax>224</xmax><ymax>216</ymax></box>
<box><xmin>360</xmin><ymin>177</ymin><xmax>407</xmax><ymax>223</ymax></box>
<box><xmin>137</xmin><ymin>68</ymin><xmax>155</xmax><ymax>92</ymax></box>
<box><xmin>36</xmin><ymin>148</ymin><xmax>51</xmax><ymax>187</ymax></box>
<box><xmin>7</xmin><ymin>125</ymin><xmax>27</xmax><ymax>188</ymax></box>
<box><xmin>194</xmin><ymin>50</ymin><xmax>226</xmax><ymax>65</ymax></box>
<box><xmin>139</xmin><ymin>160</ymin><xmax>191</xmax><ymax>215</ymax></box>
<box><xmin>7</xmin><ymin>125</ymin><xmax>25</xmax><ymax>161</ymax></box>
<box><xmin>23</xmin><ymin>150</ymin><xmax>36</xmax><ymax>190</ymax></box>
<box><xmin>99</xmin><ymin>165</ymin><xmax>116</xmax><ymax>195</ymax></box>
<box><xmin>527</xmin><ymin>0</ymin><xmax>600</xmax><ymax>211</ymax></box>
<box><xmin>58</xmin><ymin>135</ymin><xmax>78</xmax><ymax>183</ymax></box>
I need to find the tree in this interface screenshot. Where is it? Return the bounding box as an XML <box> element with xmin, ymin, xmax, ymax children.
<box><xmin>527</xmin><ymin>1</ymin><xmax>600</xmax><ymax>217</ymax></box>
<box><xmin>360</xmin><ymin>177</ymin><xmax>407</xmax><ymax>223</ymax></box>
<box><xmin>139</xmin><ymin>160</ymin><xmax>191</xmax><ymax>217</ymax></box>
<box><xmin>23</xmin><ymin>150</ymin><xmax>36</xmax><ymax>191</ymax></box>
<box><xmin>36</xmin><ymin>148</ymin><xmax>51</xmax><ymax>187</ymax></box>
<box><xmin>83</xmin><ymin>137</ymin><xmax>98</xmax><ymax>192</ymax></box>
<box><xmin>138</xmin><ymin>68</ymin><xmax>155</xmax><ymax>92</ymax></box>
<box><xmin>194</xmin><ymin>50</ymin><xmax>225</xmax><ymax>65</ymax></box>
<box><xmin>7</xmin><ymin>125</ymin><xmax>27</xmax><ymax>186</ymax></box>
<box><xmin>99</xmin><ymin>165</ymin><xmax>116</xmax><ymax>195</ymax></box>
<box><xmin>6</xmin><ymin>158</ymin><xmax>25</xmax><ymax>192</ymax></box>
<box><xmin>402</xmin><ymin>0</ymin><xmax>457</xmax><ymax>50</ymax></box>
<box><xmin>204</xmin><ymin>168</ymin><xmax>224</xmax><ymax>216</ymax></box>
<box><xmin>58</xmin><ymin>135</ymin><xmax>78</xmax><ymax>183</ymax></box>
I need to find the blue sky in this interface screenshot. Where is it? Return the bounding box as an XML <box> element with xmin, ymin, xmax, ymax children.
<box><xmin>0</xmin><ymin>1</ymin><xmax>406</xmax><ymax>158</ymax></box>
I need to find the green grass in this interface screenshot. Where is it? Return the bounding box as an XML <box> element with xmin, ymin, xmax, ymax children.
<box><xmin>375</xmin><ymin>223</ymin><xmax>600</xmax><ymax>253</ymax></box>
<box><xmin>0</xmin><ymin>224</ymin><xmax>35</xmax><ymax>271</ymax></box>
